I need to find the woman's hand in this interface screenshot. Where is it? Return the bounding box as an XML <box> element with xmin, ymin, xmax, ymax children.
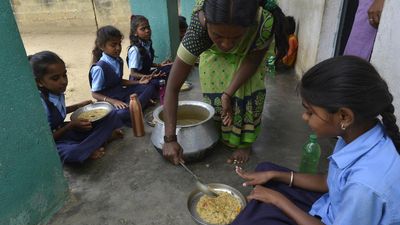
<box><xmin>247</xmin><ymin>185</ymin><xmax>285</xmax><ymax>206</ymax></box>
<box><xmin>236</xmin><ymin>166</ymin><xmax>274</xmax><ymax>186</ymax></box>
<box><xmin>368</xmin><ymin>0</ymin><xmax>385</xmax><ymax>28</ymax></box>
<box><xmin>70</xmin><ymin>118</ymin><xmax>92</xmax><ymax>131</ymax></box>
<box><xmin>109</xmin><ymin>99</ymin><xmax>128</xmax><ymax>109</ymax></box>
<box><xmin>162</xmin><ymin>141</ymin><xmax>184</xmax><ymax>165</ymax></box>
<box><xmin>221</xmin><ymin>92</ymin><xmax>233</xmax><ymax>126</ymax></box>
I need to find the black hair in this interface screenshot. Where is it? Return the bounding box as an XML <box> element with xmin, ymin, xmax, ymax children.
<box><xmin>300</xmin><ymin>56</ymin><xmax>400</xmax><ymax>153</ymax></box>
<box><xmin>92</xmin><ymin>25</ymin><xmax>124</xmax><ymax>64</ymax></box>
<box><xmin>28</xmin><ymin>51</ymin><xmax>65</xmax><ymax>96</ymax></box>
<box><xmin>179</xmin><ymin>16</ymin><xmax>188</xmax><ymax>30</ymax></box>
<box><xmin>129</xmin><ymin>15</ymin><xmax>155</xmax><ymax>64</ymax></box>
<box><xmin>203</xmin><ymin>0</ymin><xmax>288</xmax><ymax>59</ymax></box>
<box><xmin>28</xmin><ymin>51</ymin><xmax>65</xmax><ymax>80</ymax></box>
<box><xmin>286</xmin><ymin>16</ymin><xmax>295</xmax><ymax>35</ymax></box>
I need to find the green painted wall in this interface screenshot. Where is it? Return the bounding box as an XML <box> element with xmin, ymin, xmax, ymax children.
<box><xmin>129</xmin><ymin>0</ymin><xmax>180</xmax><ymax>62</ymax></box>
<box><xmin>180</xmin><ymin>0</ymin><xmax>196</xmax><ymax>24</ymax></box>
<box><xmin>0</xmin><ymin>1</ymin><xmax>68</xmax><ymax>224</ymax></box>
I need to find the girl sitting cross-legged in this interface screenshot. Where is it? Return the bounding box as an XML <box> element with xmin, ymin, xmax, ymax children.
<box><xmin>30</xmin><ymin>51</ymin><xmax>124</xmax><ymax>163</ymax></box>
<box><xmin>126</xmin><ymin>15</ymin><xmax>172</xmax><ymax>86</ymax></box>
<box><xmin>90</xmin><ymin>25</ymin><xmax>157</xmax><ymax>126</ymax></box>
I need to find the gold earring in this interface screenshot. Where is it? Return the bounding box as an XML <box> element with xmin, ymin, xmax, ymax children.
<box><xmin>341</xmin><ymin>123</ymin><xmax>346</xmax><ymax>131</ymax></box>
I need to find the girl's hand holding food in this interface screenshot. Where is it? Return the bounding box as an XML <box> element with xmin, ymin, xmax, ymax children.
<box><xmin>70</xmin><ymin>118</ymin><xmax>92</xmax><ymax>131</ymax></box>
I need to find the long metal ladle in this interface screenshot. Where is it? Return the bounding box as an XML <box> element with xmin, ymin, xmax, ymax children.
<box><xmin>179</xmin><ymin>162</ymin><xmax>219</xmax><ymax>197</ymax></box>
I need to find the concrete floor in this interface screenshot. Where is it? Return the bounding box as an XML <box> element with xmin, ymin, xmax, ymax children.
<box><xmin>47</xmin><ymin>68</ymin><xmax>334</xmax><ymax>225</ymax></box>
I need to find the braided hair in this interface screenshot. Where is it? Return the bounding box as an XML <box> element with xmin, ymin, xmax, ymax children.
<box><xmin>203</xmin><ymin>0</ymin><xmax>288</xmax><ymax>59</ymax></box>
<box><xmin>129</xmin><ymin>15</ymin><xmax>155</xmax><ymax>63</ymax></box>
<box><xmin>300</xmin><ymin>56</ymin><xmax>400</xmax><ymax>153</ymax></box>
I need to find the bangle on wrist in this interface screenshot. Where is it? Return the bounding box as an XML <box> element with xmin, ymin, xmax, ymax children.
<box><xmin>222</xmin><ymin>91</ymin><xmax>232</xmax><ymax>99</ymax></box>
<box><xmin>164</xmin><ymin>134</ymin><xmax>177</xmax><ymax>143</ymax></box>
<box><xmin>288</xmin><ymin>171</ymin><xmax>294</xmax><ymax>187</ymax></box>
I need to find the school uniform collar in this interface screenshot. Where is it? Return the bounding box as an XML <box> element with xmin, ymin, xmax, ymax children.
<box><xmin>47</xmin><ymin>92</ymin><xmax>66</xmax><ymax>118</ymax></box>
<box><xmin>101</xmin><ymin>52</ymin><xmax>122</xmax><ymax>63</ymax></box>
<box><xmin>329</xmin><ymin>122</ymin><xmax>384</xmax><ymax>169</ymax></box>
<box><xmin>140</xmin><ymin>40</ymin><xmax>152</xmax><ymax>48</ymax></box>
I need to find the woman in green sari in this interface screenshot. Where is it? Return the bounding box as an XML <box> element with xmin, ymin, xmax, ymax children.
<box><xmin>163</xmin><ymin>0</ymin><xmax>288</xmax><ymax>165</ymax></box>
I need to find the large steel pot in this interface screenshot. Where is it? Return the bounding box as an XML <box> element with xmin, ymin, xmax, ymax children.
<box><xmin>151</xmin><ymin>101</ymin><xmax>219</xmax><ymax>161</ymax></box>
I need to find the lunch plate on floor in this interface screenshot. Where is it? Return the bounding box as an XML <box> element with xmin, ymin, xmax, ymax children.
<box><xmin>187</xmin><ymin>183</ymin><xmax>246</xmax><ymax>225</ymax></box>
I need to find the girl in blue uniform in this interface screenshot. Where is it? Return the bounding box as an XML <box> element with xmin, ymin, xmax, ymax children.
<box><xmin>127</xmin><ymin>15</ymin><xmax>172</xmax><ymax>84</ymax></box>
<box><xmin>90</xmin><ymin>25</ymin><xmax>156</xmax><ymax>126</ymax></box>
<box><xmin>232</xmin><ymin>56</ymin><xmax>400</xmax><ymax>225</ymax></box>
<box><xmin>30</xmin><ymin>51</ymin><xmax>124</xmax><ymax>163</ymax></box>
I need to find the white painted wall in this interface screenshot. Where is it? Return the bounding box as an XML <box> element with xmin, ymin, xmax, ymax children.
<box><xmin>279</xmin><ymin>0</ymin><xmax>326</xmax><ymax>76</ymax></box>
<box><xmin>371</xmin><ymin>0</ymin><xmax>400</xmax><ymax>122</ymax></box>
<box><xmin>316</xmin><ymin>0</ymin><xmax>343</xmax><ymax>63</ymax></box>
<box><xmin>279</xmin><ymin>0</ymin><xmax>399</xmax><ymax>121</ymax></box>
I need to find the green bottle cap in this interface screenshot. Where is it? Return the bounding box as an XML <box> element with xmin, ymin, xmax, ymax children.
<box><xmin>309</xmin><ymin>134</ymin><xmax>317</xmax><ymax>142</ymax></box>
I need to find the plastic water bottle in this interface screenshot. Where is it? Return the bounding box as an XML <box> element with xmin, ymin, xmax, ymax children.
<box><xmin>159</xmin><ymin>79</ymin><xmax>166</xmax><ymax>105</ymax></box>
<box><xmin>299</xmin><ymin>134</ymin><xmax>321</xmax><ymax>173</ymax></box>
<box><xmin>267</xmin><ymin>55</ymin><xmax>276</xmax><ymax>77</ymax></box>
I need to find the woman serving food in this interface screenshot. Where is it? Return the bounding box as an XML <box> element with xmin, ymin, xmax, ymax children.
<box><xmin>162</xmin><ymin>0</ymin><xmax>288</xmax><ymax>165</ymax></box>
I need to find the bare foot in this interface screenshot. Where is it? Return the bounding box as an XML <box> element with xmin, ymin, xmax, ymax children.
<box><xmin>227</xmin><ymin>148</ymin><xmax>251</xmax><ymax>165</ymax></box>
<box><xmin>107</xmin><ymin>129</ymin><xmax>124</xmax><ymax>143</ymax></box>
<box><xmin>90</xmin><ymin>147</ymin><xmax>105</xmax><ymax>160</ymax></box>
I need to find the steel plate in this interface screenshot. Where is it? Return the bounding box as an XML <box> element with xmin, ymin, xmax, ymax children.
<box><xmin>187</xmin><ymin>183</ymin><xmax>246</xmax><ymax>225</ymax></box>
<box><xmin>70</xmin><ymin>101</ymin><xmax>114</xmax><ymax>122</ymax></box>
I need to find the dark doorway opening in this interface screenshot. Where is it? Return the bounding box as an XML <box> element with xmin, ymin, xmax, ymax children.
<box><xmin>335</xmin><ymin>0</ymin><xmax>359</xmax><ymax>56</ymax></box>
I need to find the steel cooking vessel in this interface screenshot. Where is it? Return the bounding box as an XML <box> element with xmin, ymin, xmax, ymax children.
<box><xmin>150</xmin><ymin>101</ymin><xmax>219</xmax><ymax>161</ymax></box>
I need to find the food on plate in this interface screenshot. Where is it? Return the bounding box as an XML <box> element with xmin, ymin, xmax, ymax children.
<box><xmin>180</xmin><ymin>81</ymin><xmax>192</xmax><ymax>91</ymax></box>
<box><xmin>196</xmin><ymin>192</ymin><xmax>242</xmax><ymax>225</ymax></box>
<box><xmin>77</xmin><ymin>108</ymin><xmax>108</xmax><ymax>121</ymax></box>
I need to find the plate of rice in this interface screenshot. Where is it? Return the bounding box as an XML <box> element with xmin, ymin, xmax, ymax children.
<box><xmin>187</xmin><ymin>183</ymin><xmax>246</xmax><ymax>225</ymax></box>
<box><xmin>70</xmin><ymin>101</ymin><xmax>114</xmax><ymax>122</ymax></box>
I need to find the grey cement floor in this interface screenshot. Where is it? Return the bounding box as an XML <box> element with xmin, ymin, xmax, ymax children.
<box><xmin>47</xmin><ymin>68</ymin><xmax>334</xmax><ymax>225</ymax></box>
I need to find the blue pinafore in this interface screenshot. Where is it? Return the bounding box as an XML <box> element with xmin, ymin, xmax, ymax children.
<box><xmin>89</xmin><ymin>58</ymin><xmax>156</xmax><ymax>126</ymax></box>
<box><xmin>126</xmin><ymin>45</ymin><xmax>172</xmax><ymax>88</ymax></box>
<box><xmin>41</xmin><ymin>92</ymin><xmax>123</xmax><ymax>164</ymax></box>
<box><xmin>231</xmin><ymin>162</ymin><xmax>323</xmax><ymax>225</ymax></box>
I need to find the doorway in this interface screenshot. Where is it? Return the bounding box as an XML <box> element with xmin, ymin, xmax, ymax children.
<box><xmin>335</xmin><ymin>0</ymin><xmax>359</xmax><ymax>56</ymax></box>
